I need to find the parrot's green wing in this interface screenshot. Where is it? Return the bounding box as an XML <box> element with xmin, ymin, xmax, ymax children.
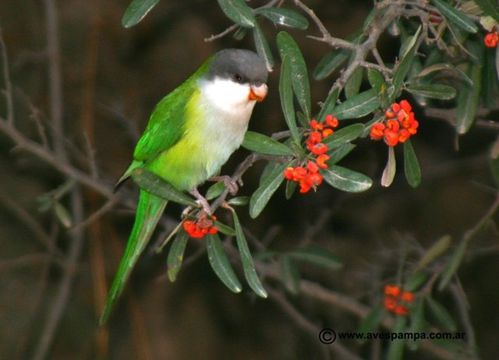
<box><xmin>134</xmin><ymin>59</ymin><xmax>211</xmax><ymax>163</ymax></box>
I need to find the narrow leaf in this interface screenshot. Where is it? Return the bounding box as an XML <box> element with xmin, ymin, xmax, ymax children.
<box><xmin>217</xmin><ymin>0</ymin><xmax>256</xmax><ymax>28</ymax></box>
<box><xmin>167</xmin><ymin>230</ymin><xmax>188</xmax><ymax>282</ymax></box>
<box><xmin>456</xmin><ymin>61</ymin><xmax>482</xmax><ymax>134</ymax></box>
<box><xmin>404</xmin><ymin>272</ymin><xmax>428</xmax><ymax>292</ymax></box>
<box><xmin>131</xmin><ymin>169</ymin><xmax>197</xmax><ymax>207</ymax></box>
<box><xmin>122</xmin><ymin>0</ymin><xmax>160</xmax><ymax>28</ymax></box>
<box><xmin>256</xmin><ymin>7</ymin><xmax>309</xmax><ymax>29</ymax></box>
<box><xmin>206</xmin><ymin>234</ymin><xmax>242</xmax><ymax>293</ymax></box>
<box><xmin>287</xmin><ymin>246</ymin><xmax>342</xmax><ymax>270</ymax></box>
<box><xmin>426</xmin><ymin>297</ymin><xmax>457</xmax><ymax>331</ymax></box>
<box><xmin>250</xmin><ymin>162</ymin><xmax>290</xmax><ymax>218</ymax></box>
<box><xmin>285</xmin><ymin>180</ymin><xmax>297</xmax><ymax>199</ymax></box>
<box><xmin>206</xmin><ymin>182</ymin><xmax>225</xmax><ymax>200</ymax></box>
<box><xmin>415</xmin><ymin>235</ymin><xmax>452</xmax><ymax>272</ymax></box>
<box><xmin>318</xmin><ymin>87</ymin><xmax>340</xmax><ymax>121</ymax></box>
<box><xmin>313</xmin><ymin>50</ymin><xmax>350</xmax><ymax>80</ymax></box>
<box><xmin>407</xmin><ymin>299</ymin><xmax>425</xmax><ymax>350</ymax></box>
<box><xmin>357</xmin><ymin>305</ymin><xmax>384</xmax><ymax>340</ymax></box>
<box><xmin>279</xmin><ymin>58</ymin><xmax>301</xmax><ymax>144</ymax></box>
<box><xmin>54</xmin><ymin>203</ymin><xmax>72</xmax><ymax>228</ymax></box>
<box><xmin>406</xmin><ymin>84</ymin><xmax>457</xmax><ymax>100</ymax></box>
<box><xmin>392</xmin><ymin>26</ymin><xmax>422</xmax><ymax>98</ymax></box>
<box><xmin>381</xmin><ymin>146</ymin><xmax>396</xmax><ymax>187</ymax></box>
<box><xmin>333</xmin><ymin>89</ymin><xmax>380</xmax><ymax>120</ymax></box>
<box><xmin>367</xmin><ymin>68</ymin><xmax>386</xmax><ymax>93</ymax></box>
<box><xmin>227</xmin><ymin>196</ymin><xmax>249</xmax><ymax>206</ymax></box>
<box><xmin>322</xmin><ymin>165</ymin><xmax>372</xmax><ymax>192</ymax></box>
<box><xmin>438</xmin><ymin>237</ymin><xmax>468</xmax><ymax>290</ymax></box>
<box><xmin>277</xmin><ymin>31</ymin><xmax>311</xmax><ymax>118</ymax></box>
<box><xmin>232</xmin><ymin>212</ymin><xmax>268</xmax><ymax>298</ymax></box>
<box><xmin>253</xmin><ymin>24</ymin><xmax>274</xmax><ymax>72</ymax></box>
<box><xmin>242</xmin><ymin>131</ymin><xmax>294</xmax><ymax>156</ymax></box>
<box><xmin>323</xmin><ymin>124</ymin><xmax>364</xmax><ymax>148</ymax></box>
<box><xmin>328</xmin><ymin>143</ymin><xmax>356</xmax><ymax>164</ymax></box>
<box><xmin>345</xmin><ymin>67</ymin><xmax>364</xmax><ymax>99</ymax></box>
<box><xmin>386</xmin><ymin>317</ymin><xmax>407</xmax><ymax>360</ymax></box>
<box><xmin>403</xmin><ymin>140</ymin><xmax>421</xmax><ymax>187</ymax></box>
<box><xmin>431</xmin><ymin>0</ymin><xmax>478</xmax><ymax>33</ymax></box>
<box><xmin>214</xmin><ymin>220</ymin><xmax>236</xmax><ymax>236</ymax></box>
<box><xmin>280</xmin><ymin>256</ymin><xmax>300</xmax><ymax>294</ymax></box>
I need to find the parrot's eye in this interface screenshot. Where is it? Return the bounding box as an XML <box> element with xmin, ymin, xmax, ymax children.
<box><xmin>233</xmin><ymin>73</ymin><xmax>243</xmax><ymax>83</ymax></box>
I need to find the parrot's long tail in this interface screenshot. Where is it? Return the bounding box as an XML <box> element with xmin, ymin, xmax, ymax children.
<box><xmin>100</xmin><ymin>190</ymin><xmax>167</xmax><ymax>325</ymax></box>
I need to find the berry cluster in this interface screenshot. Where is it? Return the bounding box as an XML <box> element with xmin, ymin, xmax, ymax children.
<box><xmin>284</xmin><ymin>115</ymin><xmax>339</xmax><ymax>193</ymax></box>
<box><xmin>484</xmin><ymin>31</ymin><xmax>499</xmax><ymax>48</ymax></box>
<box><xmin>370</xmin><ymin>100</ymin><xmax>419</xmax><ymax>147</ymax></box>
<box><xmin>383</xmin><ymin>284</ymin><xmax>414</xmax><ymax>316</ymax></box>
<box><xmin>182</xmin><ymin>214</ymin><xmax>218</xmax><ymax>239</ymax></box>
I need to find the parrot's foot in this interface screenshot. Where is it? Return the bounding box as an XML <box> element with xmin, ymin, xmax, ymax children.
<box><xmin>209</xmin><ymin>175</ymin><xmax>240</xmax><ymax>195</ymax></box>
<box><xmin>190</xmin><ymin>188</ymin><xmax>212</xmax><ymax>215</ymax></box>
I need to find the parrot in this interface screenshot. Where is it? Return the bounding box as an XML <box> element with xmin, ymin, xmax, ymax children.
<box><xmin>100</xmin><ymin>49</ymin><xmax>268</xmax><ymax>324</ymax></box>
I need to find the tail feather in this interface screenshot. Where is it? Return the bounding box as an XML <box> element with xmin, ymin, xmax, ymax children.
<box><xmin>100</xmin><ymin>190</ymin><xmax>167</xmax><ymax>324</ymax></box>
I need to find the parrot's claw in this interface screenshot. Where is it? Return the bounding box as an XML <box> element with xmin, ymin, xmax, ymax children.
<box><xmin>210</xmin><ymin>175</ymin><xmax>239</xmax><ymax>195</ymax></box>
<box><xmin>190</xmin><ymin>188</ymin><xmax>212</xmax><ymax>215</ymax></box>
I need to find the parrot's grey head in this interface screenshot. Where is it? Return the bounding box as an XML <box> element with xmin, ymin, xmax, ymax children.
<box><xmin>205</xmin><ymin>49</ymin><xmax>268</xmax><ymax>103</ymax></box>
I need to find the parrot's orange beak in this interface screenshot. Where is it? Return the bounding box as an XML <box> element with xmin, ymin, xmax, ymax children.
<box><xmin>249</xmin><ymin>83</ymin><xmax>268</xmax><ymax>102</ymax></box>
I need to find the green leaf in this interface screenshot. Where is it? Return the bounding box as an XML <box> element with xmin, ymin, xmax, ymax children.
<box><xmin>381</xmin><ymin>146</ymin><xmax>396</xmax><ymax>188</ymax></box>
<box><xmin>407</xmin><ymin>299</ymin><xmax>425</xmax><ymax>350</ymax></box>
<box><xmin>54</xmin><ymin>203</ymin><xmax>72</xmax><ymax>228</ymax></box>
<box><xmin>214</xmin><ymin>220</ymin><xmax>236</xmax><ymax>236</ymax></box>
<box><xmin>280</xmin><ymin>255</ymin><xmax>300</xmax><ymax>294</ymax></box>
<box><xmin>456</xmin><ymin>61</ymin><xmax>482</xmax><ymax>134</ymax></box>
<box><xmin>216</xmin><ymin>0</ymin><xmax>256</xmax><ymax>28</ymax></box>
<box><xmin>367</xmin><ymin>68</ymin><xmax>386</xmax><ymax>93</ymax></box>
<box><xmin>233</xmin><ymin>26</ymin><xmax>248</xmax><ymax>40</ymax></box>
<box><xmin>345</xmin><ymin>67</ymin><xmax>364</xmax><ymax>99</ymax></box>
<box><xmin>227</xmin><ymin>196</ymin><xmax>249</xmax><ymax>206</ymax></box>
<box><xmin>405</xmin><ymin>84</ymin><xmax>457</xmax><ymax>100</ymax></box>
<box><xmin>313</xmin><ymin>50</ymin><xmax>350</xmax><ymax>80</ymax></box>
<box><xmin>250</xmin><ymin>162</ymin><xmax>290</xmax><ymax>218</ymax></box>
<box><xmin>279</xmin><ymin>57</ymin><xmax>301</xmax><ymax>145</ymax></box>
<box><xmin>287</xmin><ymin>246</ymin><xmax>342</xmax><ymax>270</ymax></box>
<box><xmin>256</xmin><ymin>7</ymin><xmax>309</xmax><ymax>29</ymax></box>
<box><xmin>404</xmin><ymin>272</ymin><xmax>428</xmax><ymax>292</ymax></box>
<box><xmin>277</xmin><ymin>31</ymin><xmax>311</xmax><ymax>118</ymax></box>
<box><xmin>253</xmin><ymin>24</ymin><xmax>274</xmax><ymax>71</ymax></box>
<box><xmin>285</xmin><ymin>179</ymin><xmax>297</xmax><ymax>199</ymax></box>
<box><xmin>475</xmin><ymin>0</ymin><xmax>499</xmax><ymax>22</ymax></box>
<box><xmin>357</xmin><ymin>305</ymin><xmax>384</xmax><ymax>341</ymax></box>
<box><xmin>414</xmin><ymin>63</ymin><xmax>473</xmax><ymax>86</ymax></box>
<box><xmin>386</xmin><ymin>316</ymin><xmax>407</xmax><ymax>360</ymax></box>
<box><xmin>426</xmin><ymin>297</ymin><xmax>457</xmax><ymax>331</ymax></box>
<box><xmin>232</xmin><ymin>211</ymin><xmax>268</xmax><ymax>298</ymax></box>
<box><xmin>327</xmin><ymin>145</ymin><xmax>355</xmax><ymax>166</ymax></box>
<box><xmin>131</xmin><ymin>169</ymin><xmax>197</xmax><ymax>207</ymax></box>
<box><xmin>431</xmin><ymin>0</ymin><xmax>478</xmax><ymax>33</ymax></box>
<box><xmin>167</xmin><ymin>230</ymin><xmax>188</xmax><ymax>282</ymax></box>
<box><xmin>415</xmin><ymin>235</ymin><xmax>452</xmax><ymax>272</ymax></box>
<box><xmin>318</xmin><ymin>87</ymin><xmax>340</xmax><ymax>121</ymax></box>
<box><xmin>323</xmin><ymin>124</ymin><xmax>364</xmax><ymax>148</ymax></box>
<box><xmin>242</xmin><ymin>131</ymin><xmax>294</xmax><ymax>156</ymax></box>
<box><xmin>322</xmin><ymin>165</ymin><xmax>372</xmax><ymax>192</ymax></box>
<box><xmin>121</xmin><ymin>0</ymin><xmax>160</xmax><ymax>28</ymax></box>
<box><xmin>403</xmin><ymin>140</ymin><xmax>421</xmax><ymax>188</ymax></box>
<box><xmin>333</xmin><ymin>89</ymin><xmax>380</xmax><ymax>120</ymax></box>
<box><xmin>438</xmin><ymin>237</ymin><xmax>468</xmax><ymax>291</ymax></box>
<box><xmin>391</xmin><ymin>26</ymin><xmax>422</xmax><ymax>98</ymax></box>
<box><xmin>206</xmin><ymin>234</ymin><xmax>242</xmax><ymax>293</ymax></box>
<box><xmin>206</xmin><ymin>182</ymin><xmax>225</xmax><ymax>200</ymax></box>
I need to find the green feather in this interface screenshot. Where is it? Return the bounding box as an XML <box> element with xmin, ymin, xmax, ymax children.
<box><xmin>100</xmin><ymin>190</ymin><xmax>167</xmax><ymax>325</ymax></box>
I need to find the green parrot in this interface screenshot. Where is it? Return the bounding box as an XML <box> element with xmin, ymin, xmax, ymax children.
<box><xmin>100</xmin><ymin>49</ymin><xmax>268</xmax><ymax>324</ymax></box>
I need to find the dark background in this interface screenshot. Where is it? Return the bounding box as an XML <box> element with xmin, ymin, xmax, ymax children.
<box><xmin>0</xmin><ymin>0</ymin><xmax>498</xmax><ymax>359</ymax></box>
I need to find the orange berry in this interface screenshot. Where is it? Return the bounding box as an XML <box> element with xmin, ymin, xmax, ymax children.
<box><xmin>370</xmin><ymin>123</ymin><xmax>385</xmax><ymax>140</ymax></box>
<box><xmin>293</xmin><ymin>167</ymin><xmax>307</xmax><ymax>180</ymax></box>
<box><xmin>384</xmin><ymin>285</ymin><xmax>401</xmax><ymax>297</ymax></box>
<box><xmin>308</xmin><ymin>172</ymin><xmax>323</xmax><ymax>186</ymax></box>
<box><xmin>310</xmin><ymin>119</ymin><xmax>323</xmax><ymax>131</ymax></box>
<box><xmin>398</xmin><ymin>129</ymin><xmax>410</xmax><ymax>143</ymax></box>
<box><xmin>322</xmin><ymin>128</ymin><xmax>334</xmax><ymax>138</ymax></box>
<box><xmin>386</xmin><ymin>119</ymin><xmax>400</xmax><ymax>132</ymax></box>
<box><xmin>307</xmin><ymin>161</ymin><xmax>319</xmax><ymax>173</ymax></box>
<box><xmin>316</xmin><ymin>154</ymin><xmax>330</xmax><ymax>169</ymax></box>
<box><xmin>394</xmin><ymin>305</ymin><xmax>409</xmax><ymax>316</ymax></box>
<box><xmin>484</xmin><ymin>32</ymin><xmax>499</xmax><ymax>48</ymax></box>
<box><xmin>401</xmin><ymin>291</ymin><xmax>414</xmax><ymax>303</ymax></box>
<box><xmin>383</xmin><ymin>129</ymin><xmax>399</xmax><ymax>147</ymax></box>
<box><xmin>400</xmin><ymin>99</ymin><xmax>412</xmax><ymax>113</ymax></box>
<box><xmin>384</xmin><ymin>296</ymin><xmax>397</xmax><ymax>311</ymax></box>
<box><xmin>325</xmin><ymin>114</ymin><xmax>339</xmax><ymax>128</ymax></box>
<box><xmin>284</xmin><ymin>167</ymin><xmax>295</xmax><ymax>180</ymax></box>
<box><xmin>308</xmin><ymin>131</ymin><xmax>323</xmax><ymax>145</ymax></box>
<box><xmin>392</xmin><ymin>102</ymin><xmax>401</xmax><ymax>113</ymax></box>
<box><xmin>310</xmin><ymin>143</ymin><xmax>329</xmax><ymax>155</ymax></box>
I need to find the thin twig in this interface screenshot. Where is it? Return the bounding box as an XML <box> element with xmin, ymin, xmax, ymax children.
<box><xmin>0</xmin><ymin>28</ymin><xmax>14</xmax><ymax>125</ymax></box>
